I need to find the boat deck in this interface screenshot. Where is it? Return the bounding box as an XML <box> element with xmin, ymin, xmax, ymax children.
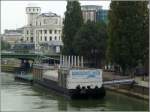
<box><xmin>43</xmin><ymin>70</ymin><xmax>58</xmax><ymax>82</ymax></box>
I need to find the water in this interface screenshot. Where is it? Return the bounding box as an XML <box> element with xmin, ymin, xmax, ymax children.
<box><xmin>1</xmin><ymin>72</ymin><xmax>149</xmax><ymax>111</ymax></box>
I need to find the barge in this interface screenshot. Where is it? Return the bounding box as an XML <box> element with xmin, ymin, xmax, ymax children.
<box><xmin>32</xmin><ymin>56</ymin><xmax>106</xmax><ymax>99</ymax></box>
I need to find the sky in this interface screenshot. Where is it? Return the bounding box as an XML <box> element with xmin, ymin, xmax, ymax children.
<box><xmin>1</xmin><ymin>1</ymin><xmax>111</xmax><ymax>34</ymax></box>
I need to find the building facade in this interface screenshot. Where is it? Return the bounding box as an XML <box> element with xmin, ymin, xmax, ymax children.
<box><xmin>2</xmin><ymin>4</ymin><xmax>63</xmax><ymax>54</ymax></box>
<box><xmin>2</xmin><ymin>28</ymin><xmax>23</xmax><ymax>47</ymax></box>
<box><xmin>23</xmin><ymin>5</ymin><xmax>63</xmax><ymax>53</ymax></box>
<box><xmin>96</xmin><ymin>9</ymin><xmax>108</xmax><ymax>24</ymax></box>
<box><xmin>81</xmin><ymin>5</ymin><xmax>108</xmax><ymax>23</ymax></box>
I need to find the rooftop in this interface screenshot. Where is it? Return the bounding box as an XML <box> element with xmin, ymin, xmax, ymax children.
<box><xmin>39</xmin><ymin>12</ymin><xmax>59</xmax><ymax>17</ymax></box>
<box><xmin>81</xmin><ymin>5</ymin><xmax>102</xmax><ymax>11</ymax></box>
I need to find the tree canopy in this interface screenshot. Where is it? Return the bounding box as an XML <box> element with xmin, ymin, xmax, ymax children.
<box><xmin>62</xmin><ymin>1</ymin><xmax>83</xmax><ymax>55</ymax></box>
<box><xmin>1</xmin><ymin>40</ymin><xmax>11</xmax><ymax>50</ymax></box>
<box><xmin>73</xmin><ymin>21</ymin><xmax>107</xmax><ymax>67</ymax></box>
<box><xmin>107</xmin><ymin>1</ymin><xmax>149</xmax><ymax>74</ymax></box>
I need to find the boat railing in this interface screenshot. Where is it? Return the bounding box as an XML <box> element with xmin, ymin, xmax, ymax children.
<box><xmin>59</xmin><ymin>55</ymin><xmax>84</xmax><ymax>69</ymax></box>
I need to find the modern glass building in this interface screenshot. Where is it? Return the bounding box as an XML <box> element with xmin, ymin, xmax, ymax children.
<box><xmin>81</xmin><ymin>5</ymin><xmax>108</xmax><ymax>24</ymax></box>
<box><xmin>96</xmin><ymin>9</ymin><xmax>108</xmax><ymax>24</ymax></box>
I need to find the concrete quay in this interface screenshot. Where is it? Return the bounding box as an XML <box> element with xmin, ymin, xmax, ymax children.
<box><xmin>103</xmin><ymin>71</ymin><xmax>149</xmax><ymax>100</ymax></box>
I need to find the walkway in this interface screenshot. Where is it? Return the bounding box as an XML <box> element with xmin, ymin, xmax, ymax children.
<box><xmin>103</xmin><ymin>71</ymin><xmax>149</xmax><ymax>88</ymax></box>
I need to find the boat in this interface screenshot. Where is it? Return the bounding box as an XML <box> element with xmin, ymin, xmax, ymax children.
<box><xmin>32</xmin><ymin>55</ymin><xmax>106</xmax><ymax>99</ymax></box>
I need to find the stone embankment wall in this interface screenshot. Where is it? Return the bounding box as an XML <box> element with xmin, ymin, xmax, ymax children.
<box><xmin>1</xmin><ymin>65</ymin><xmax>20</xmax><ymax>72</ymax></box>
<box><xmin>103</xmin><ymin>71</ymin><xmax>149</xmax><ymax>100</ymax></box>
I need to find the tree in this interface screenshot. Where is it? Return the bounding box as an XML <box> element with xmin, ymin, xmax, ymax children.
<box><xmin>62</xmin><ymin>0</ymin><xmax>83</xmax><ymax>55</ymax></box>
<box><xmin>107</xmin><ymin>1</ymin><xmax>149</xmax><ymax>75</ymax></box>
<box><xmin>73</xmin><ymin>21</ymin><xmax>107</xmax><ymax>68</ymax></box>
<box><xmin>1</xmin><ymin>40</ymin><xmax>11</xmax><ymax>50</ymax></box>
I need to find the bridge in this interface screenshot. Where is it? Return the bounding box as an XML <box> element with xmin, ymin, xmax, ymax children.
<box><xmin>1</xmin><ymin>51</ymin><xmax>60</xmax><ymax>61</ymax></box>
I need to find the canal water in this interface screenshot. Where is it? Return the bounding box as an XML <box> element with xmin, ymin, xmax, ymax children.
<box><xmin>1</xmin><ymin>72</ymin><xmax>149</xmax><ymax>111</ymax></box>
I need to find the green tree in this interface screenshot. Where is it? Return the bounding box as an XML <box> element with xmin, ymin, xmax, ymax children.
<box><xmin>62</xmin><ymin>0</ymin><xmax>83</xmax><ymax>55</ymax></box>
<box><xmin>1</xmin><ymin>40</ymin><xmax>11</xmax><ymax>50</ymax></box>
<box><xmin>107</xmin><ymin>1</ymin><xmax>149</xmax><ymax>75</ymax></box>
<box><xmin>73</xmin><ymin>21</ymin><xmax>107</xmax><ymax>68</ymax></box>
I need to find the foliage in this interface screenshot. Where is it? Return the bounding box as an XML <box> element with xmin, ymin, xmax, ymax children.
<box><xmin>62</xmin><ymin>1</ymin><xmax>83</xmax><ymax>55</ymax></box>
<box><xmin>107</xmin><ymin>1</ymin><xmax>149</xmax><ymax>75</ymax></box>
<box><xmin>73</xmin><ymin>21</ymin><xmax>107</xmax><ymax>67</ymax></box>
<box><xmin>1</xmin><ymin>40</ymin><xmax>11</xmax><ymax>50</ymax></box>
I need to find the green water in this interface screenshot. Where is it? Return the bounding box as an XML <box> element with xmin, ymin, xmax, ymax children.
<box><xmin>1</xmin><ymin>72</ymin><xmax>149</xmax><ymax>111</ymax></box>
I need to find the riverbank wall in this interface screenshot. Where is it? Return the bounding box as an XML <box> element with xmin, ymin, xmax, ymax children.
<box><xmin>105</xmin><ymin>84</ymin><xmax>149</xmax><ymax>100</ymax></box>
<box><xmin>1</xmin><ymin>65</ymin><xmax>20</xmax><ymax>73</ymax></box>
<box><xmin>103</xmin><ymin>71</ymin><xmax>149</xmax><ymax>100</ymax></box>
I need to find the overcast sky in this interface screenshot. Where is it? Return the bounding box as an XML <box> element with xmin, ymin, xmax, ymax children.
<box><xmin>1</xmin><ymin>1</ymin><xmax>111</xmax><ymax>34</ymax></box>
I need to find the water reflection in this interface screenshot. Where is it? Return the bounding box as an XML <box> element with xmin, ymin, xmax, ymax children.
<box><xmin>1</xmin><ymin>72</ymin><xmax>149</xmax><ymax>111</ymax></box>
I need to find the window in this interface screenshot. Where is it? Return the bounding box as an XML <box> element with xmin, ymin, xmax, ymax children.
<box><xmin>40</xmin><ymin>22</ymin><xmax>41</xmax><ymax>26</ymax></box>
<box><xmin>55</xmin><ymin>36</ymin><xmax>57</xmax><ymax>40</ymax></box>
<box><xmin>45</xmin><ymin>36</ymin><xmax>47</xmax><ymax>41</ymax></box>
<box><xmin>37</xmin><ymin>9</ymin><xmax>38</xmax><ymax>11</ymax></box>
<box><xmin>41</xmin><ymin>36</ymin><xmax>42</xmax><ymax>41</ymax></box>
<box><xmin>33</xmin><ymin>9</ymin><xmax>34</xmax><ymax>11</ymax></box>
<box><xmin>27</xmin><ymin>37</ymin><xmax>28</xmax><ymax>41</ymax></box>
<box><xmin>54</xmin><ymin>30</ymin><xmax>57</xmax><ymax>34</ymax></box>
<box><xmin>31</xmin><ymin>37</ymin><xmax>33</xmax><ymax>42</ymax></box>
<box><xmin>36</xmin><ymin>21</ymin><xmax>37</xmax><ymax>26</ymax></box>
<box><xmin>41</xmin><ymin>30</ymin><xmax>42</xmax><ymax>34</ymax></box>
<box><xmin>44</xmin><ymin>30</ymin><xmax>47</xmax><ymax>34</ymax></box>
<box><xmin>49</xmin><ymin>30</ymin><xmax>52</xmax><ymax>34</ymax></box>
<box><xmin>27</xmin><ymin>30</ymin><xmax>29</xmax><ymax>34</ymax></box>
<box><xmin>59</xmin><ymin>36</ymin><xmax>61</xmax><ymax>40</ymax></box>
<box><xmin>49</xmin><ymin>36</ymin><xmax>52</xmax><ymax>41</ymax></box>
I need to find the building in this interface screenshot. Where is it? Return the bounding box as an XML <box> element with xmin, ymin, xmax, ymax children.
<box><xmin>81</xmin><ymin>5</ymin><xmax>108</xmax><ymax>23</ymax></box>
<box><xmin>2</xmin><ymin>28</ymin><xmax>23</xmax><ymax>47</ymax></box>
<box><xmin>81</xmin><ymin>5</ymin><xmax>102</xmax><ymax>22</ymax></box>
<box><xmin>96</xmin><ymin>9</ymin><xmax>108</xmax><ymax>23</ymax></box>
<box><xmin>23</xmin><ymin>4</ymin><xmax>63</xmax><ymax>53</ymax></box>
<box><xmin>2</xmin><ymin>4</ymin><xmax>63</xmax><ymax>54</ymax></box>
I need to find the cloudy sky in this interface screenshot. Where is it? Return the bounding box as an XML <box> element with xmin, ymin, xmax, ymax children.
<box><xmin>1</xmin><ymin>1</ymin><xmax>111</xmax><ymax>34</ymax></box>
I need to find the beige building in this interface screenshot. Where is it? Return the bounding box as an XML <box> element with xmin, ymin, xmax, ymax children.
<box><xmin>2</xmin><ymin>4</ymin><xmax>63</xmax><ymax>54</ymax></box>
<box><xmin>23</xmin><ymin>4</ymin><xmax>63</xmax><ymax>53</ymax></box>
<box><xmin>2</xmin><ymin>29</ymin><xmax>23</xmax><ymax>45</ymax></box>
